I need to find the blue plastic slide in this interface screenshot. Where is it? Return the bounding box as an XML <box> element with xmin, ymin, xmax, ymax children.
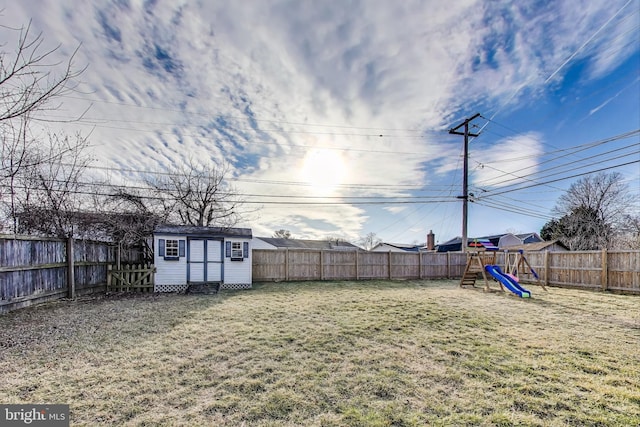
<box><xmin>485</xmin><ymin>265</ymin><xmax>531</xmax><ymax>298</ymax></box>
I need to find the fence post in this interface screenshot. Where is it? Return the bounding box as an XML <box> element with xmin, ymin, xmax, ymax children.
<box><xmin>107</xmin><ymin>264</ymin><xmax>112</xmax><ymax>292</ymax></box>
<box><xmin>117</xmin><ymin>243</ymin><xmax>122</xmax><ymax>269</ymax></box>
<box><xmin>446</xmin><ymin>252</ymin><xmax>451</xmax><ymax>279</ymax></box>
<box><xmin>601</xmin><ymin>249</ymin><xmax>608</xmax><ymax>291</ymax></box>
<box><xmin>320</xmin><ymin>250</ymin><xmax>324</xmax><ymax>281</ymax></box>
<box><xmin>355</xmin><ymin>250</ymin><xmax>359</xmax><ymax>280</ymax></box>
<box><xmin>544</xmin><ymin>250</ymin><xmax>550</xmax><ymax>287</ymax></box>
<box><xmin>285</xmin><ymin>249</ymin><xmax>289</xmax><ymax>282</ymax></box>
<box><xmin>388</xmin><ymin>251</ymin><xmax>392</xmax><ymax>279</ymax></box>
<box><xmin>67</xmin><ymin>237</ymin><xmax>75</xmax><ymax>299</ymax></box>
<box><xmin>151</xmin><ymin>263</ymin><xmax>156</xmax><ymax>293</ymax></box>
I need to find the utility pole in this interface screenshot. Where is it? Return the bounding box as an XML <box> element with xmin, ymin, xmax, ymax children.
<box><xmin>449</xmin><ymin>113</ymin><xmax>481</xmax><ymax>253</ymax></box>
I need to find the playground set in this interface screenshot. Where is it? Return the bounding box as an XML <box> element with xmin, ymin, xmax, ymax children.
<box><xmin>460</xmin><ymin>240</ymin><xmax>546</xmax><ymax>298</ymax></box>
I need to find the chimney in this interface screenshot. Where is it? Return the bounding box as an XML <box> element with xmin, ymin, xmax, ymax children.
<box><xmin>427</xmin><ymin>230</ymin><xmax>435</xmax><ymax>251</ymax></box>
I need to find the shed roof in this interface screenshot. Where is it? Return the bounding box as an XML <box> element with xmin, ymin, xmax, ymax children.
<box><xmin>154</xmin><ymin>225</ymin><xmax>252</xmax><ymax>238</ymax></box>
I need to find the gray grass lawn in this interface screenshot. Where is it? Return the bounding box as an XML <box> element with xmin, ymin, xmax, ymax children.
<box><xmin>1</xmin><ymin>280</ymin><xmax>639</xmax><ymax>426</ymax></box>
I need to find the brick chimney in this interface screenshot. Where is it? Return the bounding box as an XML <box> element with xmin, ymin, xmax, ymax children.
<box><xmin>427</xmin><ymin>230</ymin><xmax>435</xmax><ymax>251</ymax></box>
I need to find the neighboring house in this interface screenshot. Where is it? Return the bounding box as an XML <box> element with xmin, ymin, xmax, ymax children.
<box><xmin>154</xmin><ymin>225</ymin><xmax>253</xmax><ymax>293</ymax></box>
<box><xmin>371</xmin><ymin>242</ymin><xmax>423</xmax><ymax>253</ymax></box>
<box><xmin>503</xmin><ymin>240</ymin><xmax>569</xmax><ymax>252</ymax></box>
<box><xmin>252</xmin><ymin>237</ymin><xmax>361</xmax><ymax>251</ymax></box>
<box><xmin>436</xmin><ymin>232</ymin><xmax>544</xmax><ymax>252</ymax></box>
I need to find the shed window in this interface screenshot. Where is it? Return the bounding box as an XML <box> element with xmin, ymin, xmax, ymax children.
<box><xmin>231</xmin><ymin>241</ymin><xmax>243</xmax><ymax>259</ymax></box>
<box><xmin>166</xmin><ymin>239</ymin><xmax>179</xmax><ymax>257</ymax></box>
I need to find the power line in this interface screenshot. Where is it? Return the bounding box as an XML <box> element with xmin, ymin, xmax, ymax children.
<box><xmin>544</xmin><ymin>0</ymin><xmax>635</xmax><ymax>83</ymax></box>
<box><xmin>478</xmin><ymin>158</ymin><xmax>640</xmax><ymax>197</ymax></box>
<box><xmin>57</xmin><ymin>95</ymin><xmax>444</xmax><ymax>134</ymax></box>
<box><xmin>477</xmin><ymin>122</ymin><xmax>639</xmax><ymax>166</ymax></box>
<box><xmin>66</xmin><ymin>162</ymin><xmax>454</xmax><ymax>191</ymax></box>
<box><xmin>1</xmin><ymin>183</ymin><xmax>459</xmax><ymax>206</ymax></box>
<box><xmin>473</xmin><ymin>199</ymin><xmax>554</xmax><ymax>221</ymax></box>
<box><xmin>473</xmin><ymin>141</ymin><xmax>640</xmax><ymax>190</ymax></box>
<box><xmin>479</xmin><ymin>3</ymin><xmax>637</xmax><ymax>144</ymax></box>
<box><xmin>48</xmin><ymin>116</ymin><xmax>433</xmax><ymax>139</ymax></box>
<box><xmin>469</xmin><ymin>128</ymin><xmax>639</xmax><ymax>186</ymax></box>
<box><xmin>478</xmin><ymin>147</ymin><xmax>640</xmax><ymax>195</ymax></box>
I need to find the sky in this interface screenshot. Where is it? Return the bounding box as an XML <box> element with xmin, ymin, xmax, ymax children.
<box><xmin>3</xmin><ymin>0</ymin><xmax>639</xmax><ymax>245</ymax></box>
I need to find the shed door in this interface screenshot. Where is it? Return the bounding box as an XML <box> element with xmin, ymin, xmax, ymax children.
<box><xmin>206</xmin><ymin>240</ymin><xmax>223</xmax><ymax>282</ymax></box>
<box><xmin>188</xmin><ymin>239</ymin><xmax>223</xmax><ymax>283</ymax></box>
<box><xmin>188</xmin><ymin>239</ymin><xmax>205</xmax><ymax>282</ymax></box>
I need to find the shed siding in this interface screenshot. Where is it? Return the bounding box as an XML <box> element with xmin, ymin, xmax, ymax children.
<box><xmin>224</xmin><ymin>238</ymin><xmax>252</xmax><ymax>284</ymax></box>
<box><xmin>154</xmin><ymin>235</ymin><xmax>187</xmax><ymax>285</ymax></box>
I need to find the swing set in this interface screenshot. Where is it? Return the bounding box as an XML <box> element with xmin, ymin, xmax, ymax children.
<box><xmin>460</xmin><ymin>246</ymin><xmax>546</xmax><ymax>295</ymax></box>
<box><xmin>504</xmin><ymin>249</ymin><xmax>546</xmax><ymax>291</ymax></box>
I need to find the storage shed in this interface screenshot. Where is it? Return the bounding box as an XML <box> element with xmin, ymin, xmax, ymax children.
<box><xmin>153</xmin><ymin>225</ymin><xmax>253</xmax><ymax>292</ymax></box>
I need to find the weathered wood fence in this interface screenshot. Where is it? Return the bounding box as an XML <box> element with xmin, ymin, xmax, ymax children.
<box><xmin>107</xmin><ymin>264</ymin><xmax>156</xmax><ymax>293</ymax></box>
<box><xmin>0</xmin><ymin>235</ymin><xmax>143</xmax><ymax>314</ymax></box>
<box><xmin>2</xmin><ymin>240</ymin><xmax>638</xmax><ymax>314</ymax></box>
<box><xmin>506</xmin><ymin>250</ymin><xmax>640</xmax><ymax>293</ymax></box>
<box><xmin>252</xmin><ymin>249</ymin><xmax>468</xmax><ymax>281</ymax></box>
<box><xmin>252</xmin><ymin>249</ymin><xmax>640</xmax><ymax>294</ymax></box>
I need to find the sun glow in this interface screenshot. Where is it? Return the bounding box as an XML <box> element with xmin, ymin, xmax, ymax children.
<box><xmin>299</xmin><ymin>149</ymin><xmax>347</xmax><ymax>196</ymax></box>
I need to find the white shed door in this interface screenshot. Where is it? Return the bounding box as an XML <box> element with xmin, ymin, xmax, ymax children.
<box><xmin>188</xmin><ymin>239</ymin><xmax>223</xmax><ymax>283</ymax></box>
<box><xmin>206</xmin><ymin>240</ymin><xmax>223</xmax><ymax>282</ymax></box>
<box><xmin>188</xmin><ymin>239</ymin><xmax>205</xmax><ymax>282</ymax></box>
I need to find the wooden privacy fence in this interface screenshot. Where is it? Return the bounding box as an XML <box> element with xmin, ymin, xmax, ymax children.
<box><xmin>107</xmin><ymin>264</ymin><xmax>156</xmax><ymax>292</ymax></box>
<box><xmin>0</xmin><ymin>235</ymin><xmax>143</xmax><ymax>314</ymax></box>
<box><xmin>252</xmin><ymin>249</ymin><xmax>640</xmax><ymax>294</ymax></box>
<box><xmin>252</xmin><ymin>249</ymin><xmax>468</xmax><ymax>282</ymax></box>
<box><xmin>2</xmin><ymin>239</ymin><xmax>638</xmax><ymax>315</ymax></box>
<box><xmin>501</xmin><ymin>250</ymin><xmax>640</xmax><ymax>293</ymax></box>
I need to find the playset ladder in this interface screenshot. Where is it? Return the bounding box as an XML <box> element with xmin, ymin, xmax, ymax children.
<box><xmin>460</xmin><ymin>251</ymin><xmax>496</xmax><ymax>291</ymax></box>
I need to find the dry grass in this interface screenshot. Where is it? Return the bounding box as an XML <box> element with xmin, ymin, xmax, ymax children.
<box><xmin>1</xmin><ymin>280</ymin><xmax>639</xmax><ymax>426</ymax></box>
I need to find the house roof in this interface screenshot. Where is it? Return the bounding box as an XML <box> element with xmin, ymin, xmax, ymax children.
<box><xmin>154</xmin><ymin>224</ymin><xmax>252</xmax><ymax>238</ymax></box>
<box><xmin>502</xmin><ymin>240</ymin><xmax>568</xmax><ymax>251</ymax></box>
<box><xmin>467</xmin><ymin>239</ymin><xmax>499</xmax><ymax>251</ymax></box>
<box><xmin>372</xmin><ymin>242</ymin><xmax>422</xmax><ymax>252</ymax></box>
<box><xmin>515</xmin><ymin>232</ymin><xmax>542</xmax><ymax>241</ymax></box>
<box><xmin>255</xmin><ymin>237</ymin><xmax>360</xmax><ymax>250</ymax></box>
<box><xmin>435</xmin><ymin>232</ymin><xmax>543</xmax><ymax>252</ymax></box>
<box><xmin>438</xmin><ymin>232</ymin><xmax>542</xmax><ymax>247</ymax></box>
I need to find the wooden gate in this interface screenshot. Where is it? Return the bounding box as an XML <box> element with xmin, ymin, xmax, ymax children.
<box><xmin>107</xmin><ymin>263</ymin><xmax>156</xmax><ymax>292</ymax></box>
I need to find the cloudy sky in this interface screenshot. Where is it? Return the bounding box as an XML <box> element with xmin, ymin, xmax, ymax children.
<box><xmin>3</xmin><ymin>0</ymin><xmax>639</xmax><ymax>245</ymax></box>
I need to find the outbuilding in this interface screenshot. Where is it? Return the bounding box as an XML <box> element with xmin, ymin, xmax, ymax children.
<box><xmin>153</xmin><ymin>225</ymin><xmax>253</xmax><ymax>293</ymax></box>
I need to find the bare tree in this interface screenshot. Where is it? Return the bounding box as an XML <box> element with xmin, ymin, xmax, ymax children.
<box><xmin>358</xmin><ymin>232</ymin><xmax>382</xmax><ymax>250</ymax></box>
<box><xmin>0</xmin><ymin>20</ymin><xmax>86</xmax><ymax>232</ymax></box>
<box><xmin>14</xmin><ymin>133</ymin><xmax>92</xmax><ymax>237</ymax></box>
<box><xmin>273</xmin><ymin>229</ymin><xmax>292</xmax><ymax>239</ymax></box>
<box><xmin>619</xmin><ymin>214</ymin><xmax>640</xmax><ymax>250</ymax></box>
<box><xmin>0</xmin><ymin>116</ymin><xmax>33</xmax><ymax>229</ymax></box>
<box><xmin>544</xmin><ymin>172</ymin><xmax>633</xmax><ymax>250</ymax></box>
<box><xmin>0</xmin><ymin>20</ymin><xmax>83</xmax><ymax>123</ymax></box>
<box><xmin>145</xmin><ymin>160</ymin><xmax>243</xmax><ymax>227</ymax></box>
<box><xmin>95</xmin><ymin>188</ymin><xmax>164</xmax><ymax>247</ymax></box>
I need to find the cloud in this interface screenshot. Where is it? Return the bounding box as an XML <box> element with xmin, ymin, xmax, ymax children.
<box><xmin>470</xmin><ymin>133</ymin><xmax>544</xmax><ymax>189</ymax></box>
<box><xmin>2</xmin><ymin>0</ymin><xmax>637</xmax><ymax>240</ymax></box>
<box><xmin>384</xmin><ymin>206</ymin><xmax>408</xmax><ymax>214</ymax></box>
